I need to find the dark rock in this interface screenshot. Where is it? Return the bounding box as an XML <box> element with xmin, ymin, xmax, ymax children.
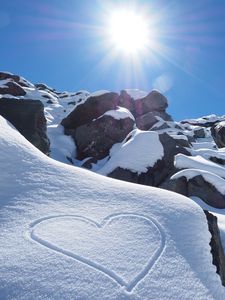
<box><xmin>0</xmin><ymin>71</ymin><xmax>31</xmax><ymax>87</ymax></box>
<box><xmin>193</xmin><ymin>127</ymin><xmax>205</xmax><ymax>139</ymax></box>
<box><xmin>61</xmin><ymin>92</ymin><xmax>119</xmax><ymax>133</ymax></box>
<box><xmin>211</xmin><ymin>122</ymin><xmax>225</xmax><ymax>148</ymax></box>
<box><xmin>74</xmin><ymin>113</ymin><xmax>134</xmax><ymax>160</ymax></box>
<box><xmin>136</xmin><ymin>112</ymin><xmax>158</xmax><ymax>130</ymax></box>
<box><xmin>81</xmin><ymin>157</ymin><xmax>98</xmax><ymax>169</ymax></box>
<box><xmin>108</xmin><ymin>133</ymin><xmax>189</xmax><ymax>187</ymax></box>
<box><xmin>134</xmin><ymin>90</ymin><xmax>168</xmax><ymax>116</ymax></box>
<box><xmin>0</xmin><ymin>98</ymin><xmax>50</xmax><ymax>154</ymax></box>
<box><xmin>204</xmin><ymin>210</ymin><xmax>225</xmax><ymax>286</ymax></box>
<box><xmin>168</xmin><ymin>175</ymin><xmax>225</xmax><ymax>208</ymax></box>
<box><xmin>0</xmin><ymin>81</ymin><xmax>26</xmax><ymax>96</ymax></box>
<box><xmin>136</xmin><ymin>111</ymin><xmax>173</xmax><ymax>130</ymax></box>
<box><xmin>117</xmin><ymin>90</ymin><xmax>135</xmax><ymax>113</ymax></box>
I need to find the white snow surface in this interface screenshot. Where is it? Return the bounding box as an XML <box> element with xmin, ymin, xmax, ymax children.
<box><xmin>99</xmin><ymin>129</ymin><xmax>164</xmax><ymax>175</ymax></box>
<box><xmin>0</xmin><ymin>116</ymin><xmax>224</xmax><ymax>299</ymax></box>
<box><xmin>124</xmin><ymin>89</ymin><xmax>148</xmax><ymax>100</ymax></box>
<box><xmin>175</xmin><ymin>154</ymin><xmax>225</xmax><ymax>178</ymax></box>
<box><xmin>99</xmin><ymin>107</ymin><xmax>135</xmax><ymax>121</ymax></box>
<box><xmin>171</xmin><ymin>168</ymin><xmax>225</xmax><ymax>195</ymax></box>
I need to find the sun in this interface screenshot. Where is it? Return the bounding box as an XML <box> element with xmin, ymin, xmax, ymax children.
<box><xmin>107</xmin><ymin>10</ymin><xmax>151</xmax><ymax>55</ymax></box>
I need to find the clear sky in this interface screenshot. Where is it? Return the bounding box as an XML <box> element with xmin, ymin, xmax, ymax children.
<box><xmin>1</xmin><ymin>0</ymin><xmax>225</xmax><ymax>120</ymax></box>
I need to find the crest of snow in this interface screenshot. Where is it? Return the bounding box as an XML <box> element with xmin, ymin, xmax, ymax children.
<box><xmin>182</xmin><ymin>114</ymin><xmax>225</xmax><ymax>125</ymax></box>
<box><xmin>192</xmin><ymin>141</ymin><xmax>216</xmax><ymax>150</ymax></box>
<box><xmin>1</xmin><ymin>116</ymin><xmax>225</xmax><ymax>299</ymax></box>
<box><xmin>170</xmin><ymin>134</ymin><xmax>188</xmax><ymax>141</ymax></box>
<box><xmin>124</xmin><ymin>89</ymin><xmax>148</xmax><ymax>100</ymax></box>
<box><xmin>171</xmin><ymin>168</ymin><xmax>225</xmax><ymax>195</ymax></box>
<box><xmin>190</xmin><ymin>148</ymin><xmax>225</xmax><ymax>161</ymax></box>
<box><xmin>98</xmin><ymin>129</ymin><xmax>164</xmax><ymax>175</ymax></box>
<box><xmin>175</xmin><ymin>154</ymin><xmax>225</xmax><ymax>178</ymax></box>
<box><xmin>100</xmin><ymin>107</ymin><xmax>135</xmax><ymax>121</ymax></box>
<box><xmin>88</xmin><ymin>90</ymin><xmax>110</xmax><ymax>98</ymax></box>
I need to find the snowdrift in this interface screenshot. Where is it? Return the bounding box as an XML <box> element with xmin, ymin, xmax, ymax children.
<box><xmin>0</xmin><ymin>116</ymin><xmax>224</xmax><ymax>299</ymax></box>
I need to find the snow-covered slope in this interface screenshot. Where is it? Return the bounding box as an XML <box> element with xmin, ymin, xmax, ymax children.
<box><xmin>0</xmin><ymin>116</ymin><xmax>224</xmax><ymax>299</ymax></box>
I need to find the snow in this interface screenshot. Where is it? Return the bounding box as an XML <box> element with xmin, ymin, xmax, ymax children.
<box><xmin>0</xmin><ymin>79</ymin><xmax>11</xmax><ymax>88</ymax></box>
<box><xmin>124</xmin><ymin>89</ymin><xmax>148</xmax><ymax>100</ymax></box>
<box><xmin>1</xmin><ymin>115</ymin><xmax>224</xmax><ymax>299</ymax></box>
<box><xmin>88</xmin><ymin>90</ymin><xmax>110</xmax><ymax>98</ymax></box>
<box><xmin>190</xmin><ymin>148</ymin><xmax>225</xmax><ymax>161</ymax></box>
<box><xmin>47</xmin><ymin>124</ymin><xmax>76</xmax><ymax>165</ymax></box>
<box><xmin>99</xmin><ymin>129</ymin><xmax>164</xmax><ymax>175</ymax></box>
<box><xmin>171</xmin><ymin>168</ymin><xmax>225</xmax><ymax>195</ymax></box>
<box><xmin>175</xmin><ymin>154</ymin><xmax>225</xmax><ymax>178</ymax></box>
<box><xmin>192</xmin><ymin>141</ymin><xmax>217</xmax><ymax>150</ymax></box>
<box><xmin>99</xmin><ymin>107</ymin><xmax>135</xmax><ymax>121</ymax></box>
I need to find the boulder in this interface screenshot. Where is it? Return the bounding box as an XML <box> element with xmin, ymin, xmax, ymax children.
<box><xmin>0</xmin><ymin>71</ymin><xmax>32</xmax><ymax>87</ymax></box>
<box><xmin>204</xmin><ymin>211</ymin><xmax>225</xmax><ymax>286</ymax></box>
<box><xmin>211</xmin><ymin>122</ymin><xmax>225</xmax><ymax>148</ymax></box>
<box><xmin>193</xmin><ymin>127</ymin><xmax>205</xmax><ymax>139</ymax></box>
<box><xmin>136</xmin><ymin>111</ymin><xmax>172</xmax><ymax>130</ymax></box>
<box><xmin>168</xmin><ymin>172</ymin><xmax>225</xmax><ymax>208</ymax></box>
<box><xmin>108</xmin><ymin>133</ymin><xmax>189</xmax><ymax>187</ymax></box>
<box><xmin>117</xmin><ymin>90</ymin><xmax>135</xmax><ymax>113</ymax></box>
<box><xmin>74</xmin><ymin>110</ymin><xmax>135</xmax><ymax>160</ymax></box>
<box><xmin>0</xmin><ymin>81</ymin><xmax>26</xmax><ymax>96</ymax></box>
<box><xmin>0</xmin><ymin>98</ymin><xmax>50</xmax><ymax>154</ymax></box>
<box><xmin>134</xmin><ymin>90</ymin><xmax>168</xmax><ymax>116</ymax></box>
<box><xmin>61</xmin><ymin>92</ymin><xmax>119</xmax><ymax>134</ymax></box>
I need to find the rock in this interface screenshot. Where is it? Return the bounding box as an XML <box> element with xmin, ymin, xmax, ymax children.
<box><xmin>0</xmin><ymin>71</ymin><xmax>32</xmax><ymax>87</ymax></box>
<box><xmin>0</xmin><ymin>81</ymin><xmax>26</xmax><ymax>96</ymax></box>
<box><xmin>134</xmin><ymin>90</ymin><xmax>168</xmax><ymax>116</ymax></box>
<box><xmin>61</xmin><ymin>92</ymin><xmax>119</xmax><ymax>134</ymax></box>
<box><xmin>193</xmin><ymin>127</ymin><xmax>205</xmax><ymax>139</ymax></box>
<box><xmin>0</xmin><ymin>98</ymin><xmax>50</xmax><ymax>154</ymax></box>
<box><xmin>211</xmin><ymin>122</ymin><xmax>225</xmax><ymax>148</ymax></box>
<box><xmin>74</xmin><ymin>110</ymin><xmax>135</xmax><ymax>160</ymax></box>
<box><xmin>108</xmin><ymin>132</ymin><xmax>189</xmax><ymax>187</ymax></box>
<box><xmin>204</xmin><ymin>210</ymin><xmax>225</xmax><ymax>286</ymax></box>
<box><xmin>136</xmin><ymin>111</ymin><xmax>173</xmax><ymax>130</ymax></box>
<box><xmin>168</xmin><ymin>173</ymin><xmax>225</xmax><ymax>208</ymax></box>
<box><xmin>117</xmin><ymin>90</ymin><xmax>135</xmax><ymax>113</ymax></box>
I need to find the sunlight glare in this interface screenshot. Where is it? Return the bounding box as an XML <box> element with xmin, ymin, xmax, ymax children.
<box><xmin>108</xmin><ymin>11</ymin><xmax>151</xmax><ymax>55</ymax></box>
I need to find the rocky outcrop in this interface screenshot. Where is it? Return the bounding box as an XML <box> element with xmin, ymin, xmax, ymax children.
<box><xmin>204</xmin><ymin>210</ymin><xmax>225</xmax><ymax>286</ymax></box>
<box><xmin>0</xmin><ymin>81</ymin><xmax>26</xmax><ymax>96</ymax></box>
<box><xmin>108</xmin><ymin>133</ymin><xmax>189</xmax><ymax>187</ymax></box>
<box><xmin>0</xmin><ymin>71</ymin><xmax>32</xmax><ymax>88</ymax></box>
<box><xmin>167</xmin><ymin>174</ymin><xmax>225</xmax><ymax>208</ymax></box>
<box><xmin>75</xmin><ymin>109</ymin><xmax>135</xmax><ymax>160</ymax></box>
<box><xmin>211</xmin><ymin>122</ymin><xmax>225</xmax><ymax>148</ymax></box>
<box><xmin>0</xmin><ymin>98</ymin><xmax>50</xmax><ymax>154</ymax></box>
<box><xmin>61</xmin><ymin>92</ymin><xmax>119</xmax><ymax>134</ymax></box>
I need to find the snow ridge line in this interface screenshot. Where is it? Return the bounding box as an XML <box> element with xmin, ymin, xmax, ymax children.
<box><xmin>28</xmin><ymin>213</ymin><xmax>166</xmax><ymax>292</ymax></box>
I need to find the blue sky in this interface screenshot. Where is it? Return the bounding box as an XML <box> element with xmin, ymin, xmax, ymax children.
<box><xmin>1</xmin><ymin>0</ymin><xmax>225</xmax><ymax>120</ymax></box>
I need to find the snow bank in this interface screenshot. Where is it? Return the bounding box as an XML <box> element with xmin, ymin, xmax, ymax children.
<box><xmin>0</xmin><ymin>116</ymin><xmax>225</xmax><ymax>299</ymax></box>
<box><xmin>175</xmin><ymin>154</ymin><xmax>225</xmax><ymax>178</ymax></box>
<box><xmin>99</xmin><ymin>129</ymin><xmax>164</xmax><ymax>175</ymax></box>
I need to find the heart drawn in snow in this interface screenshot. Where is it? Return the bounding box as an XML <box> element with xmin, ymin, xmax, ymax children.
<box><xmin>29</xmin><ymin>213</ymin><xmax>166</xmax><ymax>292</ymax></box>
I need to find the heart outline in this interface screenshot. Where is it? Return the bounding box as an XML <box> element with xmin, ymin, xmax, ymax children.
<box><xmin>28</xmin><ymin>213</ymin><xmax>166</xmax><ymax>292</ymax></box>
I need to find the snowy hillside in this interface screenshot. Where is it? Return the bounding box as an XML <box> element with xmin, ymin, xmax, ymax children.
<box><xmin>1</xmin><ymin>116</ymin><xmax>225</xmax><ymax>299</ymax></box>
<box><xmin>1</xmin><ymin>71</ymin><xmax>225</xmax><ymax>299</ymax></box>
